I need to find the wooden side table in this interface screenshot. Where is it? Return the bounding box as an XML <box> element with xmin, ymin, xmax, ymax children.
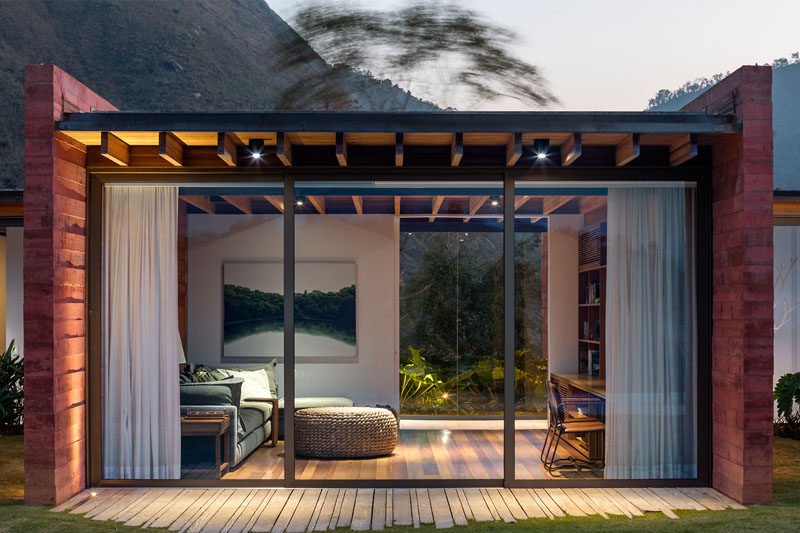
<box><xmin>244</xmin><ymin>397</ymin><xmax>279</xmax><ymax>447</ymax></box>
<box><xmin>180</xmin><ymin>414</ymin><xmax>231</xmax><ymax>478</ymax></box>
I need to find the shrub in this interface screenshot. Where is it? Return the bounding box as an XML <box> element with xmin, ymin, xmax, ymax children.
<box><xmin>774</xmin><ymin>372</ymin><xmax>800</xmax><ymax>440</ymax></box>
<box><xmin>0</xmin><ymin>340</ymin><xmax>23</xmax><ymax>432</ymax></box>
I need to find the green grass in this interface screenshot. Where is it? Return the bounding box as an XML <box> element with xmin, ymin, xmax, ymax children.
<box><xmin>0</xmin><ymin>435</ymin><xmax>798</xmax><ymax>532</ymax></box>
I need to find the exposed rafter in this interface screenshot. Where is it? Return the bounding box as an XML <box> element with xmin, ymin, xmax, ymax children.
<box><xmin>221</xmin><ymin>196</ymin><xmax>252</xmax><ymax>214</ymax></box>
<box><xmin>669</xmin><ymin>133</ymin><xmax>698</xmax><ymax>166</ymax></box>
<box><xmin>181</xmin><ymin>196</ymin><xmax>215</xmax><ymax>214</ymax></box>
<box><xmin>100</xmin><ymin>132</ymin><xmax>129</xmax><ymax>166</ymax></box>
<box><xmin>276</xmin><ymin>132</ymin><xmax>292</xmax><ymax>166</ymax></box>
<box><xmin>264</xmin><ymin>195</ymin><xmax>284</xmax><ymax>213</ymax></box>
<box><xmin>561</xmin><ymin>133</ymin><xmax>582</xmax><ymax>166</ymax></box>
<box><xmin>158</xmin><ymin>131</ymin><xmax>183</xmax><ymax>166</ymax></box>
<box><xmin>394</xmin><ymin>196</ymin><xmax>401</xmax><ymax>215</ymax></box>
<box><xmin>578</xmin><ymin>196</ymin><xmax>607</xmax><ymax>214</ymax></box>
<box><xmin>615</xmin><ymin>133</ymin><xmax>640</xmax><ymax>166</ymax></box>
<box><xmin>307</xmin><ymin>195</ymin><xmax>326</xmax><ymax>214</ymax></box>
<box><xmin>543</xmin><ymin>196</ymin><xmax>573</xmax><ymax>214</ymax></box>
<box><xmin>352</xmin><ymin>196</ymin><xmax>363</xmax><ymax>214</ymax></box>
<box><xmin>430</xmin><ymin>195</ymin><xmax>445</xmax><ymax>222</ymax></box>
<box><xmin>515</xmin><ymin>195</ymin><xmax>531</xmax><ymax>210</ymax></box>
<box><xmin>451</xmin><ymin>132</ymin><xmax>463</xmax><ymax>167</ymax></box>
<box><xmin>506</xmin><ymin>132</ymin><xmax>522</xmax><ymax>167</ymax></box>
<box><xmin>216</xmin><ymin>132</ymin><xmax>238</xmax><ymax>166</ymax></box>
<box><xmin>336</xmin><ymin>131</ymin><xmax>347</xmax><ymax>166</ymax></box>
<box><xmin>464</xmin><ymin>195</ymin><xmax>489</xmax><ymax>222</ymax></box>
<box><xmin>395</xmin><ymin>133</ymin><xmax>404</xmax><ymax>167</ymax></box>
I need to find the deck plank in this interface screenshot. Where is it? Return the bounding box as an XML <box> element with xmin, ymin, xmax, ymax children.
<box><xmin>632</xmin><ymin>488</ymin><xmax>679</xmax><ymax>519</ymax></box>
<box><xmin>700</xmin><ymin>487</ymin><xmax>747</xmax><ymax>510</ymax></box>
<box><xmin>509</xmin><ymin>488</ymin><xmax>546</xmax><ymax>519</ymax></box>
<box><xmin>350</xmin><ymin>489</ymin><xmax>374</xmax><ymax>531</ymax></box>
<box><xmin>385</xmin><ymin>489</ymin><xmax>393</xmax><ymax>527</ymax></box>
<box><xmin>337</xmin><ymin>489</ymin><xmax>357</xmax><ymax>529</ymax></box>
<box><xmin>455</xmin><ymin>489</ymin><xmax>473</xmax><ymax>521</ymax></box>
<box><xmin>652</xmin><ymin>487</ymin><xmax>703</xmax><ymax>510</ymax></box>
<box><xmin>311</xmin><ymin>488</ymin><xmax>338</xmax><ymax>531</ymax></box>
<box><xmin>202</xmin><ymin>489</ymin><xmax>253</xmax><ymax>532</ymax></box>
<box><xmin>527</xmin><ymin>489</ymin><xmax>555</xmax><ymax>520</ymax></box>
<box><xmin>478</xmin><ymin>488</ymin><xmax>500</xmax><ymax>520</ymax></box>
<box><xmin>286</xmin><ymin>488</ymin><xmax>322</xmax><ymax>533</ymax></box>
<box><xmin>168</xmin><ymin>490</ymin><xmax>219</xmax><ymax>531</ymax></box>
<box><xmin>370</xmin><ymin>489</ymin><xmax>386</xmax><ymax>531</ymax></box>
<box><xmin>251</xmin><ymin>489</ymin><xmax>291</xmax><ymax>532</ymax></box>
<box><xmin>533</xmin><ymin>488</ymin><xmax>565</xmax><ymax>517</ymax></box>
<box><xmin>92</xmin><ymin>489</ymin><xmax>150</xmax><ymax>522</ymax></box>
<box><xmin>601</xmin><ymin>488</ymin><xmax>643</xmax><ymax>517</ymax></box>
<box><xmin>224</xmin><ymin>489</ymin><xmax>269</xmax><ymax>533</ymax></box>
<box><xmin>328</xmin><ymin>488</ymin><xmax>347</xmax><ymax>530</ymax></box>
<box><xmin>392</xmin><ymin>489</ymin><xmax>412</xmax><ymax>526</ymax></box>
<box><xmin>678</xmin><ymin>487</ymin><xmax>725</xmax><ymax>511</ymax></box>
<box><xmin>415</xmin><ymin>489</ymin><xmax>434</xmax><ymax>524</ymax></box>
<box><xmin>186</xmin><ymin>489</ymin><xmax>234</xmax><ymax>532</ymax></box>
<box><xmin>582</xmin><ymin>488</ymin><xmax>627</xmax><ymax>517</ymax></box>
<box><xmin>499</xmin><ymin>488</ymin><xmax>528</xmax><ymax>521</ymax></box>
<box><xmin>463</xmin><ymin>488</ymin><xmax>493</xmax><ymax>522</ymax></box>
<box><xmin>563</xmin><ymin>488</ymin><xmax>605</xmax><ymax>518</ymax></box>
<box><xmin>429</xmin><ymin>489</ymin><xmax>455</xmax><ymax>529</ymax></box>
<box><xmin>70</xmin><ymin>489</ymin><xmax>120</xmax><ymax>515</ymax></box>
<box><xmin>444</xmin><ymin>488</ymin><xmax>468</xmax><ymax>526</ymax></box>
<box><xmin>86</xmin><ymin>490</ymin><xmax>135</xmax><ymax>519</ymax></box>
<box><xmin>270</xmin><ymin>489</ymin><xmax>304</xmax><ymax>533</ymax></box>
<box><xmin>124</xmin><ymin>489</ymin><xmax>182</xmax><ymax>526</ymax></box>
<box><xmin>546</xmin><ymin>488</ymin><xmax>586</xmax><ymax>517</ymax></box>
<box><xmin>146</xmin><ymin>489</ymin><xmax>207</xmax><ymax>529</ymax></box>
<box><xmin>51</xmin><ymin>490</ymin><xmax>92</xmax><ymax>513</ymax></box>
<box><xmin>116</xmin><ymin>489</ymin><xmax>165</xmax><ymax>523</ymax></box>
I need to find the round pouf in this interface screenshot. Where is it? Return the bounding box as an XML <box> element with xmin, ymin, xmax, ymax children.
<box><xmin>295</xmin><ymin>407</ymin><xmax>397</xmax><ymax>459</ymax></box>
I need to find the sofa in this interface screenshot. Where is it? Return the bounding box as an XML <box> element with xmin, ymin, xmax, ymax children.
<box><xmin>178</xmin><ymin>362</ymin><xmax>354</xmax><ymax>467</ymax></box>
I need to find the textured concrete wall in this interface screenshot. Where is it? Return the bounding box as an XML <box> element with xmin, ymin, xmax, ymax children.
<box><xmin>683</xmin><ymin>65</ymin><xmax>774</xmax><ymax>504</ymax></box>
<box><xmin>23</xmin><ymin>65</ymin><xmax>116</xmax><ymax>505</ymax></box>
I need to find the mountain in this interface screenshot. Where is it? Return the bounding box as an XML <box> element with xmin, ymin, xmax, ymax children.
<box><xmin>0</xmin><ymin>0</ymin><xmax>438</xmax><ymax>189</ymax></box>
<box><xmin>647</xmin><ymin>62</ymin><xmax>800</xmax><ymax>191</ymax></box>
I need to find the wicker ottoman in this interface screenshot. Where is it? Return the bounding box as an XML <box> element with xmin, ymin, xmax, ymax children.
<box><xmin>295</xmin><ymin>407</ymin><xmax>397</xmax><ymax>459</ymax></box>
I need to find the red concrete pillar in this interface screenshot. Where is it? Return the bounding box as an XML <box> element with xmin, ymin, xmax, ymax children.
<box><xmin>23</xmin><ymin>65</ymin><xmax>116</xmax><ymax>505</ymax></box>
<box><xmin>683</xmin><ymin>66</ymin><xmax>774</xmax><ymax>504</ymax></box>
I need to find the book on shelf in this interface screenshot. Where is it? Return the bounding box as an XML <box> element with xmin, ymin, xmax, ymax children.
<box><xmin>589</xmin><ymin>350</ymin><xmax>601</xmax><ymax>376</ymax></box>
<box><xmin>585</xmin><ymin>281</ymin><xmax>600</xmax><ymax>304</ymax></box>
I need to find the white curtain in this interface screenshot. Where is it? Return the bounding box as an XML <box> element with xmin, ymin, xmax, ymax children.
<box><xmin>605</xmin><ymin>186</ymin><xmax>697</xmax><ymax>479</ymax></box>
<box><xmin>102</xmin><ymin>185</ymin><xmax>181</xmax><ymax>479</ymax></box>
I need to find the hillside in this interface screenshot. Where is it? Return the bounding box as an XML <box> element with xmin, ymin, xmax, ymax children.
<box><xmin>647</xmin><ymin>62</ymin><xmax>800</xmax><ymax>191</ymax></box>
<box><xmin>0</xmin><ymin>0</ymin><xmax>437</xmax><ymax>188</ymax></box>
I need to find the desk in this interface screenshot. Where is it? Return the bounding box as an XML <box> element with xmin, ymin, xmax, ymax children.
<box><xmin>551</xmin><ymin>373</ymin><xmax>606</xmax><ymax>461</ymax></box>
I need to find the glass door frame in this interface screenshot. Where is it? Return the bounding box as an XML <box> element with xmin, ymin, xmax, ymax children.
<box><xmin>87</xmin><ymin>166</ymin><xmax>711</xmax><ymax>489</ymax></box>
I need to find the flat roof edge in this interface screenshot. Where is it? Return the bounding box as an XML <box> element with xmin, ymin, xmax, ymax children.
<box><xmin>56</xmin><ymin>111</ymin><xmax>740</xmax><ymax>134</ymax></box>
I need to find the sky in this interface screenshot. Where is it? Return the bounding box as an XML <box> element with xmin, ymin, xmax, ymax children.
<box><xmin>268</xmin><ymin>0</ymin><xmax>800</xmax><ymax>110</ymax></box>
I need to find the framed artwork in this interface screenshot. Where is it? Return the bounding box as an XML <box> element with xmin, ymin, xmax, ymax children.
<box><xmin>222</xmin><ymin>262</ymin><xmax>357</xmax><ymax>362</ymax></box>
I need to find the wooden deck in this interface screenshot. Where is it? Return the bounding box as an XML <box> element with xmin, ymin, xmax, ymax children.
<box><xmin>52</xmin><ymin>486</ymin><xmax>745</xmax><ymax>531</ymax></box>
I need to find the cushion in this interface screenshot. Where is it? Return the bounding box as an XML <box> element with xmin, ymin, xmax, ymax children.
<box><xmin>223</xmin><ymin>361</ymin><xmax>279</xmax><ymax>398</ymax></box>
<box><xmin>179</xmin><ymin>384</ymin><xmax>232</xmax><ymax>406</ymax></box>
<box><xmin>220</xmin><ymin>368</ymin><xmax>272</xmax><ymax>401</ymax></box>
<box><xmin>278</xmin><ymin>397</ymin><xmax>355</xmax><ymax>410</ymax></box>
<box><xmin>181</xmin><ymin>377</ymin><xmax>244</xmax><ymax>407</ymax></box>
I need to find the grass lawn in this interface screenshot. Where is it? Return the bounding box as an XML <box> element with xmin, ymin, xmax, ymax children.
<box><xmin>0</xmin><ymin>434</ymin><xmax>797</xmax><ymax>532</ymax></box>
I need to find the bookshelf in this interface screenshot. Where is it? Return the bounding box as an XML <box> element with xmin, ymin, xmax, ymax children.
<box><xmin>577</xmin><ymin>221</ymin><xmax>606</xmax><ymax>377</ymax></box>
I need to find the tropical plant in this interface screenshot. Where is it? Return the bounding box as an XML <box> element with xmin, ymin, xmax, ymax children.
<box><xmin>774</xmin><ymin>372</ymin><xmax>800</xmax><ymax>440</ymax></box>
<box><xmin>0</xmin><ymin>340</ymin><xmax>23</xmax><ymax>431</ymax></box>
<box><xmin>399</xmin><ymin>347</ymin><xmax>444</xmax><ymax>411</ymax></box>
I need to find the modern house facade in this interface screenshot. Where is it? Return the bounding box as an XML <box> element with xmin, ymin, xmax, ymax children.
<box><xmin>23</xmin><ymin>64</ymin><xmax>773</xmax><ymax>505</ymax></box>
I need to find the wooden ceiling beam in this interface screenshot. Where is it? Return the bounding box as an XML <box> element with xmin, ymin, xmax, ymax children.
<box><xmin>561</xmin><ymin>133</ymin><xmax>582</xmax><ymax>166</ymax></box>
<box><xmin>543</xmin><ymin>195</ymin><xmax>573</xmax><ymax>214</ymax></box>
<box><xmin>276</xmin><ymin>132</ymin><xmax>292</xmax><ymax>166</ymax></box>
<box><xmin>669</xmin><ymin>133</ymin><xmax>698</xmax><ymax>166</ymax></box>
<box><xmin>506</xmin><ymin>132</ymin><xmax>522</xmax><ymax>167</ymax></box>
<box><xmin>464</xmin><ymin>195</ymin><xmax>489</xmax><ymax>222</ymax></box>
<box><xmin>615</xmin><ymin>133</ymin><xmax>640</xmax><ymax>166</ymax></box>
<box><xmin>429</xmin><ymin>195</ymin><xmax>445</xmax><ymax>222</ymax></box>
<box><xmin>264</xmin><ymin>195</ymin><xmax>284</xmax><ymax>213</ymax></box>
<box><xmin>216</xmin><ymin>132</ymin><xmax>238</xmax><ymax>166</ymax></box>
<box><xmin>352</xmin><ymin>196</ymin><xmax>363</xmax><ymax>214</ymax></box>
<box><xmin>395</xmin><ymin>196</ymin><xmax>401</xmax><ymax>215</ymax></box>
<box><xmin>220</xmin><ymin>195</ymin><xmax>252</xmax><ymax>214</ymax></box>
<box><xmin>336</xmin><ymin>132</ymin><xmax>347</xmax><ymax>166</ymax></box>
<box><xmin>515</xmin><ymin>195</ymin><xmax>531</xmax><ymax>210</ymax></box>
<box><xmin>579</xmin><ymin>196</ymin><xmax>607</xmax><ymax>214</ymax></box>
<box><xmin>181</xmin><ymin>195</ymin><xmax>215</xmax><ymax>214</ymax></box>
<box><xmin>158</xmin><ymin>131</ymin><xmax>183</xmax><ymax>166</ymax></box>
<box><xmin>307</xmin><ymin>195</ymin><xmax>326</xmax><ymax>214</ymax></box>
<box><xmin>395</xmin><ymin>133</ymin><xmax>404</xmax><ymax>167</ymax></box>
<box><xmin>100</xmin><ymin>132</ymin><xmax>129</xmax><ymax>166</ymax></box>
<box><xmin>451</xmin><ymin>132</ymin><xmax>463</xmax><ymax>167</ymax></box>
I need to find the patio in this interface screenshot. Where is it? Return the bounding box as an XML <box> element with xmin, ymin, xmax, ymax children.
<box><xmin>51</xmin><ymin>485</ymin><xmax>745</xmax><ymax>531</ymax></box>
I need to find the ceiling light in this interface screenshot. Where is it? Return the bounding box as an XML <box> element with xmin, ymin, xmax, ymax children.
<box><xmin>537</xmin><ymin>152</ymin><xmax>547</xmax><ymax>160</ymax></box>
<box><xmin>490</xmin><ymin>198</ymin><xmax>499</xmax><ymax>206</ymax></box>
<box><xmin>296</xmin><ymin>199</ymin><xmax>304</xmax><ymax>206</ymax></box>
<box><xmin>251</xmin><ymin>151</ymin><xmax>261</xmax><ymax>160</ymax></box>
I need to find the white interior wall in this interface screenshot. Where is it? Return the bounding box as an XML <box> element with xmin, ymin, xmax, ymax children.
<box><xmin>774</xmin><ymin>225</ymin><xmax>800</xmax><ymax>393</ymax></box>
<box><xmin>546</xmin><ymin>215</ymin><xmax>583</xmax><ymax>374</ymax></box>
<box><xmin>187</xmin><ymin>213</ymin><xmax>398</xmax><ymax>407</ymax></box>
<box><xmin>5</xmin><ymin>227</ymin><xmax>23</xmax><ymax>354</ymax></box>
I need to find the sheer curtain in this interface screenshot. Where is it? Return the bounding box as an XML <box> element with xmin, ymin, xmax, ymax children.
<box><xmin>605</xmin><ymin>186</ymin><xmax>697</xmax><ymax>479</ymax></box>
<box><xmin>102</xmin><ymin>185</ymin><xmax>181</xmax><ymax>479</ymax></box>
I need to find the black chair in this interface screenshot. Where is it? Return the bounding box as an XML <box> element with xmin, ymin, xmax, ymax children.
<box><xmin>541</xmin><ymin>380</ymin><xmax>605</xmax><ymax>473</ymax></box>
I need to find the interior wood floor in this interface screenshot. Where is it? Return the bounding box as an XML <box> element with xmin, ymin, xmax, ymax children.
<box><xmin>208</xmin><ymin>429</ymin><xmax>602</xmax><ymax>481</ymax></box>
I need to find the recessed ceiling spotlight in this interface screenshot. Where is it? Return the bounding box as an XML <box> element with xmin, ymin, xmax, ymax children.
<box><xmin>537</xmin><ymin>152</ymin><xmax>547</xmax><ymax>160</ymax></box>
<box><xmin>490</xmin><ymin>198</ymin><xmax>499</xmax><ymax>206</ymax></box>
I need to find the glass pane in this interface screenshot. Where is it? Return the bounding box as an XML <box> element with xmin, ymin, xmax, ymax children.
<box><xmin>101</xmin><ymin>183</ymin><xmax>285</xmax><ymax>481</ymax></box>
<box><xmin>514</xmin><ymin>181</ymin><xmax>697</xmax><ymax>480</ymax></box>
<box><xmin>293</xmin><ymin>180</ymin><xmax>504</xmax><ymax>480</ymax></box>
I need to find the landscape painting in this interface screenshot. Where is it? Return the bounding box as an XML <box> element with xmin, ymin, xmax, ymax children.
<box><xmin>223</xmin><ymin>262</ymin><xmax>356</xmax><ymax>359</ymax></box>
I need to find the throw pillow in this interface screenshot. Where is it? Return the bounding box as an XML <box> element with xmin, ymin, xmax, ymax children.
<box><xmin>220</xmin><ymin>368</ymin><xmax>272</xmax><ymax>401</ymax></box>
<box><xmin>179</xmin><ymin>384</ymin><xmax>232</xmax><ymax>406</ymax></box>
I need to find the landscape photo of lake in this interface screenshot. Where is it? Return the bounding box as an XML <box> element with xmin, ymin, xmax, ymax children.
<box><xmin>223</xmin><ymin>262</ymin><xmax>357</xmax><ymax>359</ymax></box>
